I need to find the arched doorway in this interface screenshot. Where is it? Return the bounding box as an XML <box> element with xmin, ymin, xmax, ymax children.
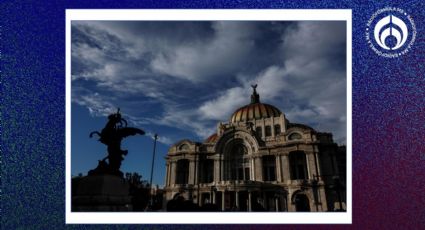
<box><xmin>294</xmin><ymin>193</ymin><xmax>310</xmax><ymax>212</ymax></box>
<box><xmin>224</xmin><ymin>142</ymin><xmax>250</xmax><ymax>181</ymax></box>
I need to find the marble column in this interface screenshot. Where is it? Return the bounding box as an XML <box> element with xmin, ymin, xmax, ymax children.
<box><xmin>169</xmin><ymin>162</ymin><xmax>176</xmax><ymax>185</ymax></box>
<box><xmin>305</xmin><ymin>153</ymin><xmax>314</xmax><ymax>180</ymax></box>
<box><xmin>222</xmin><ymin>191</ymin><xmax>226</xmax><ymax>211</ymax></box>
<box><xmin>194</xmin><ymin>157</ymin><xmax>198</xmax><ymax>184</ymax></box>
<box><xmin>308</xmin><ymin>152</ymin><xmax>317</xmax><ymax>180</ymax></box>
<box><xmin>276</xmin><ymin>155</ymin><xmax>282</xmax><ymax>182</ymax></box>
<box><xmin>254</xmin><ymin>157</ymin><xmax>263</xmax><ymax>181</ymax></box>
<box><xmin>275</xmin><ymin>197</ymin><xmax>279</xmax><ymax>212</ymax></box>
<box><xmin>212</xmin><ymin>191</ymin><xmax>216</xmax><ymax>204</ymax></box>
<box><xmin>282</xmin><ymin>154</ymin><xmax>290</xmax><ymax>182</ymax></box>
<box><xmin>251</xmin><ymin>157</ymin><xmax>255</xmax><ymax>180</ymax></box>
<box><xmin>214</xmin><ymin>159</ymin><xmax>220</xmax><ymax>182</ymax></box>
<box><xmin>235</xmin><ymin>191</ymin><xmax>239</xmax><ymax>210</ymax></box>
<box><xmin>314</xmin><ymin>152</ymin><xmax>322</xmax><ymax>180</ymax></box>
<box><xmin>261</xmin><ymin>123</ymin><xmax>265</xmax><ymax>139</ymax></box>
<box><xmin>165</xmin><ymin>163</ymin><xmax>170</xmax><ymax>186</ymax></box>
<box><xmin>188</xmin><ymin>160</ymin><xmax>195</xmax><ymax>185</ymax></box>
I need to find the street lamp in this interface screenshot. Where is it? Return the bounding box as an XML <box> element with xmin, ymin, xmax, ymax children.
<box><xmin>147</xmin><ymin>134</ymin><xmax>158</xmax><ymax>210</ymax></box>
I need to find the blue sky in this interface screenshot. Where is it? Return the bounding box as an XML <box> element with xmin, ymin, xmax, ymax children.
<box><xmin>71</xmin><ymin>21</ymin><xmax>347</xmax><ymax>187</ymax></box>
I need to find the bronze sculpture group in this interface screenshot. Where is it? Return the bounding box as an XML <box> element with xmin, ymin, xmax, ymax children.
<box><xmin>89</xmin><ymin>109</ymin><xmax>145</xmax><ymax>177</ymax></box>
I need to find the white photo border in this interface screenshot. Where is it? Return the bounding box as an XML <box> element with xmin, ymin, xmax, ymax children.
<box><xmin>66</xmin><ymin>9</ymin><xmax>352</xmax><ymax>224</ymax></box>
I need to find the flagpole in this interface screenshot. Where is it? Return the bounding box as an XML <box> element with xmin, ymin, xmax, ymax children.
<box><xmin>148</xmin><ymin>134</ymin><xmax>158</xmax><ymax>210</ymax></box>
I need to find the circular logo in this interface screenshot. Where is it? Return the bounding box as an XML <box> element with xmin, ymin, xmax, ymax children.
<box><xmin>366</xmin><ymin>7</ymin><xmax>416</xmax><ymax>58</ymax></box>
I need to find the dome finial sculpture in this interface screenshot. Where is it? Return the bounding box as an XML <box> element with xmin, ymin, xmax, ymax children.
<box><xmin>230</xmin><ymin>85</ymin><xmax>282</xmax><ymax>123</ymax></box>
<box><xmin>250</xmin><ymin>84</ymin><xmax>260</xmax><ymax>104</ymax></box>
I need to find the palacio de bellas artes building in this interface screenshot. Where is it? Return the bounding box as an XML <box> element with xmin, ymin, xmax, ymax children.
<box><xmin>164</xmin><ymin>86</ymin><xmax>346</xmax><ymax>212</ymax></box>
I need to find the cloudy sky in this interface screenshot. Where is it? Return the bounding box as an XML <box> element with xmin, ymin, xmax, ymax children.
<box><xmin>71</xmin><ymin>21</ymin><xmax>347</xmax><ymax>186</ymax></box>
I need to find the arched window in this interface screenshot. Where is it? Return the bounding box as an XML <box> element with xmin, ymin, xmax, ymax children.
<box><xmin>176</xmin><ymin>159</ymin><xmax>189</xmax><ymax>184</ymax></box>
<box><xmin>179</xmin><ymin>144</ymin><xmax>189</xmax><ymax>151</ymax></box>
<box><xmin>288</xmin><ymin>132</ymin><xmax>302</xmax><ymax>140</ymax></box>
<box><xmin>256</xmin><ymin>126</ymin><xmax>262</xmax><ymax>138</ymax></box>
<box><xmin>262</xmin><ymin>155</ymin><xmax>276</xmax><ymax>181</ymax></box>
<box><xmin>289</xmin><ymin>151</ymin><xmax>308</xmax><ymax>180</ymax></box>
<box><xmin>294</xmin><ymin>193</ymin><xmax>310</xmax><ymax>212</ymax></box>
<box><xmin>201</xmin><ymin>159</ymin><xmax>214</xmax><ymax>183</ymax></box>
<box><xmin>224</xmin><ymin>143</ymin><xmax>250</xmax><ymax>181</ymax></box>
<box><xmin>265</xmin><ymin>126</ymin><xmax>272</xmax><ymax>137</ymax></box>
<box><xmin>274</xmin><ymin>124</ymin><xmax>281</xmax><ymax>135</ymax></box>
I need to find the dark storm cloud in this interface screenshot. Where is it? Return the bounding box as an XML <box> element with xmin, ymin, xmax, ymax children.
<box><xmin>97</xmin><ymin>21</ymin><xmax>216</xmax><ymax>45</ymax></box>
<box><xmin>71</xmin><ymin>20</ymin><xmax>347</xmax><ymax>144</ymax></box>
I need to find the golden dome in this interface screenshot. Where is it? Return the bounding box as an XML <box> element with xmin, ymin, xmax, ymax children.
<box><xmin>230</xmin><ymin>103</ymin><xmax>282</xmax><ymax>123</ymax></box>
<box><xmin>230</xmin><ymin>85</ymin><xmax>282</xmax><ymax>123</ymax></box>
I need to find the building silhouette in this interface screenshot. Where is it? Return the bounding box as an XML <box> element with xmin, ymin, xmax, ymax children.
<box><xmin>164</xmin><ymin>87</ymin><xmax>346</xmax><ymax>212</ymax></box>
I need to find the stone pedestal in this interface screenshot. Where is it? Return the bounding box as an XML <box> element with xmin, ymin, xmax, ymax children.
<box><xmin>72</xmin><ymin>174</ymin><xmax>132</xmax><ymax>211</ymax></box>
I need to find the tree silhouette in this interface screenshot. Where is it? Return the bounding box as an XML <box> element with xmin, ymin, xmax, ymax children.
<box><xmin>124</xmin><ymin>172</ymin><xmax>150</xmax><ymax>211</ymax></box>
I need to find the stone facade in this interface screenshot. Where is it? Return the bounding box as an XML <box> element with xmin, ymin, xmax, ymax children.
<box><xmin>164</xmin><ymin>88</ymin><xmax>346</xmax><ymax>212</ymax></box>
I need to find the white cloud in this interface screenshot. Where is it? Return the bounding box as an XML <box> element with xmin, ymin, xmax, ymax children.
<box><xmin>145</xmin><ymin>131</ymin><xmax>174</xmax><ymax>145</ymax></box>
<box><xmin>254</xmin><ymin>66</ymin><xmax>288</xmax><ymax>100</ymax></box>
<box><xmin>153</xmin><ymin>108</ymin><xmax>215</xmax><ymax>139</ymax></box>
<box><xmin>150</xmin><ymin>21</ymin><xmax>257</xmax><ymax>82</ymax></box>
<box><xmin>285</xmin><ymin>106</ymin><xmax>318</xmax><ymax>120</ymax></box>
<box><xmin>198</xmin><ymin>87</ymin><xmax>248</xmax><ymax>120</ymax></box>
<box><xmin>73</xmin><ymin>93</ymin><xmax>117</xmax><ymax>117</ymax></box>
<box><xmin>73</xmin><ymin>21</ymin><xmax>258</xmax><ymax>83</ymax></box>
<box><xmin>282</xmin><ymin>21</ymin><xmax>346</xmax><ymax>64</ymax></box>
